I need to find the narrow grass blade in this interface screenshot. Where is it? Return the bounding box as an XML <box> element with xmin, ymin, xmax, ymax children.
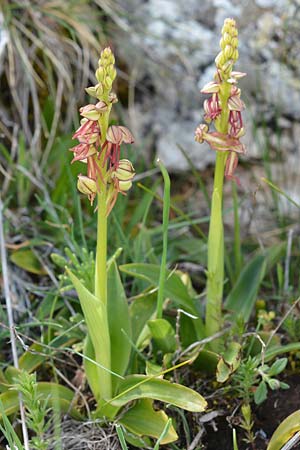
<box><xmin>262</xmin><ymin>178</ymin><xmax>300</xmax><ymax>210</ymax></box>
<box><xmin>116</xmin><ymin>424</ymin><xmax>129</xmax><ymax>450</ymax></box>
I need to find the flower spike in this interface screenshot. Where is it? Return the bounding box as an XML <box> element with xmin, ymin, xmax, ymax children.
<box><xmin>195</xmin><ymin>17</ymin><xmax>246</xmax><ymax>183</ymax></box>
<box><xmin>70</xmin><ymin>48</ymin><xmax>135</xmax><ymax>213</ymax></box>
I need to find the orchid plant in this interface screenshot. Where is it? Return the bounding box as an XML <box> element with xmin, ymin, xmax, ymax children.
<box><xmin>195</xmin><ymin>18</ymin><xmax>246</xmax><ymax>350</ymax></box>
<box><xmin>66</xmin><ymin>47</ymin><xmax>206</xmax><ymax>445</ymax></box>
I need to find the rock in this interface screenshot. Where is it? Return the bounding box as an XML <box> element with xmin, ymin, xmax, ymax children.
<box><xmin>114</xmin><ymin>0</ymin><xmax>300</xmax><ymax>171</ymax></box>
<box><xmin>255</xmin><ymin>0</ymin><xmax>285</xmax><ymax>8</ymax></box>
<box><xmin>156</xmin><ymin>120</ymin><xmax>215</xmax><ymax>171</ymax></box>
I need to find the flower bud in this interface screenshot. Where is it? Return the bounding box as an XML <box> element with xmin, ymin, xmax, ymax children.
<box><xmin>232</xmin><ymin>49</ymin><xmax>239</xmax><ymax>61</ymax></box>
<box><xmin>231</xmin><ymin>37</ymin><xmax>238</xmax><ymax>48</ymax></box>
<box><xmin>104</xmin><ymin>75</ymin><xmax>113</xmax><ymax>89</ymax></box>
<box><xmin>113</xmin><ymin>159</ymin><xmax>135</xmax><ymax>182</ymax></box>
<box><xmin>95</xmin><ymin>101</ymin><xmax>108</xmax><ymax>112</ymax></box>
<box><xmin>118</xmin><ymin>180</ymin><xmax>133</xmax><ymax>192</ymax></box>
<box><xmin>223</xmin><ymin>32</ymin><xmax>231</xmax><ymax>44</ymax></box>
<box><xmin>96</xmin><ymin>83</ymin><xmax>104</xmax><ymax>97</ymax></box>
<box><xmin>79</xmin><ymin>104</ymin><xmax>101</xmax><ymax>121</ymax></box>
<box><xmin>224</xmin><ymin>44</ymin><xmax>233</xmax><ymax>59</ymax></box>
<box><xmin>85</xmin><ymin>86</ymin><xmax>98</xmax><ymax>98</ymax></box>
<box><xmin>96</xmin><ymin>66</ymin><xmax>105</xmax><ymax>83</ymax></box>
<box><xmin>201</xmin><ymin>81</ymin><xmax>220</xmax><ymax>94</ymax></box>
<box><xmin>107</xmin><ymin>64</ymin><xmax>117</xmax><ymax>81</ymax></box>
<box><xmin>77</xmin><ymin>175</ymin><xmax>97</xmax><ymax>195</ymax></box>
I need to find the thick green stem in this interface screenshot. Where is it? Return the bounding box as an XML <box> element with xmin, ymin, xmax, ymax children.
<box><xmin>206</xmin><ymin>151</ymin><xmax>226</xmax><ymax>346</ymax></box>
<box><xmin>95</xmin><ymin>107</ymin><xmax>111</xmax><ymax>301</ymax></box>
<box><xmin>92</xmin><ymin>108</ymin><xmax>112</xmax><ymax>399</ymax></box>
<box><xmin>95</xmin><ymin>190</ymin><xmax>108</xmax><ymax>302</ymax></box>
<box><xmin>205</xmin><ymin>81</ymin><xmax>231</xmax><ymax>350</ymax></box>
<box><xmin>156</xmin><ymin>160</ymin><xmax>171</xmax><ymax>319</ymax></box>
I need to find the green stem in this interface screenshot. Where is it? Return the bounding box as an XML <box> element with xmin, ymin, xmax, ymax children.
<box><xmin>95</xmin><ymin>191</ymin><xmax>107</xmax><ymax>302</ymax></box>
<box><xmin>95</xmin><ymin>107</ymin><xmax>111</xmax><ymax>302</ymax></box>
<box><xmin>206</xmin><ymin>150</ymin><xmax>226</xmax><ymax>347</ymax></box>
<box><xmin>205</xmin><ymin>80</ymin><xmax>231</xmax><ymax>351</ymax></box>
<box><xmin>92</xmin><ymin>108</ymin><xmax>112</xmax><ymax>399</ymax></box>
<box><xmin>156</xmin><ymin>160</ymin><xmax>171</xmax><ymax>319</ymax></box>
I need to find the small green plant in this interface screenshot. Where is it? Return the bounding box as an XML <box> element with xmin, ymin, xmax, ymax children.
<box><xmin>239</xmin><ymin>403</ymin><xmax>255</xmax><ymax>447</ymax></box>
<box><xmin>231</xmin><ymin>356</ymin><xmax>289</xmax><ymax>405</ymax></box>
<box><xmin>11</xmin><ymin>371</ymin><xmax>50</xmax><ymax>450</ymax></box>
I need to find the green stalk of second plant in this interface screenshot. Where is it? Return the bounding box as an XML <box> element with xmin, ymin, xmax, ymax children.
<box><xmin>205</xmin><ymin>82</ymin><xmax>231</xmax><ymax>349</ymax></box>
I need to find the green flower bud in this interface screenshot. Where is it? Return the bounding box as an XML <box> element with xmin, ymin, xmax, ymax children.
<box><xmin>96</xmin><ymin>83</ymin><xmax>104</xmax><ymax>97</ymax></box>
<box><xmin>231</xmin><ymin>37</ymin><xmax>238</xmax><ymax>48</ymax></box>
<box><xmin>118</xmin><ymin>180</ymin><xmax>132</xmax><ymax>192</ymax></box>
<box><xmin>224</xmin><ymin>44</ymin><xmax>233</xmax><ymax>59</ymax></box>
<box><xmin>111</xmin><ymin>159</ymin><xmax>135</xmax><ymax>193</ymax></box>
<box><xmin>77</xmin><ymin>175</ymin><xmax>97</xmax><ymax>195</ymax></box>
<box><xmin>113</xmin><ymin>159</ymin><xmax>135</xmax><ymax>182</ymax></box>
<box><xmin>96</xmin><ymin>66</ymin><xmax>105</xmax><ymax>83</ymax></box>
<box><xmin>104</xmin><ymin>75</ymin><xmax>113</xmax><ymax>89</ymax></box>
<box><xmin>79</xmin><ymin>104</ymin><xmax>101</xmax><ymax>121</ymax></box>
<box><xmin>85</xmin><ymin>86</ymin><xmax>98</xmax><ymax>98</ymax></box>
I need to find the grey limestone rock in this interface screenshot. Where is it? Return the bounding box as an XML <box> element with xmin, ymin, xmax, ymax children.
<box><xmin>115</xmin><ymin>0</ymin><xmax>300</xmax><ymax>171</ymax></box>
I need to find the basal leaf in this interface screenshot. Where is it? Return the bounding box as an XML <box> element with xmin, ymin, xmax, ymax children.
<box><xmin>129</xmin><ymin>292</ymin><xmax>157</xmax><ymax>345</ymax></box>
<box><xmin>107</xmin><ymin>261</ymin><xmax>131</xmax><ymax>394</ymax></box>
<box><xmin>111</xmin><ymin>375</ymin><xmax>207</xmax><ymax>412</ymax></box>
<box><xmin>225</xmin><ymin>254</ymin><xmax>266</xmax><ymax>322</ymax></box>
<box><xmin>67</xmin><ymin>269</ymin><xmax>111</xmax><ymax>400</ymax></box>
<box><xmin>119</xmin><ymin>399</ymin><xmax>178</xmax><ymax>445</ymax></box>
<box><xmin>10</xmin><ymin>249</ymin><xmax>47</xmax><ymax>275</ymax></box>
<box><xmin>148</xmin><ymin>319</ymin><xmax>176</xmax><ymax>354</ymax></box>
<box><xmin>267</xmin><ymin>410</ymin><xmax>300</xmax><ymax>450</ymax></box>
<box><xmin>120</xmin><ymin>263</ymin><xmax>199</xmax><ymax>316</ymax></box>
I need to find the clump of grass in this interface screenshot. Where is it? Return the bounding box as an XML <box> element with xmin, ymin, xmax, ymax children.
<box><xmin>0</xmin><ymin>0</ymin><xmax>112</xmax><ymax>161</ymax></box>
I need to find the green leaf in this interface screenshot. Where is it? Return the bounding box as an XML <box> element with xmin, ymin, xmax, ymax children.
<box><xmin>119</xmin><ymin>399</ymin><xmax>178</xmax><ymax>444</ymax></box>
<box><xmin>254</xmin><ymin>380</ymin><xmax>267</xmax><ymax>405</ymax></box>
<box><xmin>107</xmin><ymin>261</ymin><xmax>131</xmax><ymax>394</ymax></box>
<box><xmin>267</xmin><ymin>358</ymin><xmax>288</xmax><ymax>377</ymax></box>
<box><xmin>267</xmin><ymin>410</ymin><xmax>300</xmax><ymax>450</ymax></box>
<box><xmin>130</xmin><ymin>292</ymin><xmax>157</xmax><ymax>345</ymax></box>
<box><xmin>216</xmin><ymin>342</ymin><xmax>241</xmax><ymax>383</ymax></box>
<box><xmin>67</xmin><ymin>269</ymin><xmax>111</xmax><ymax>400</ymax></box>
<box><xmin>0</xmin><ymin>383</ymin><xmax>81</xmax><ymax>419</ymax></box>
<box><xmin>10</xmin><ymin>249</ymin><xmax>47</xmax><ymax>275</ymax></box>
<box><xmin>148</xmin><ymin>319</ymin><xmax>176</xmax><ymax>354</ymax></box>
<box><xmin>120</xmin><ymin>263</ymin><xmax>199</xmax><ymax>316</ymax></box>
<box><xmin>83</xmin><ymin>335</ymin><xmax>101</xmax><ymax>401</ymax></box>
<box><xmin>225</xmin><ymin>254</ymin><xmax>266</xmax><ymax>322</ymax></box>
<box><xmin>18</xmin><ymin>332</ymin><xmax>76</xmax><ymax>374</ymax></box>
<box><xmin>255</xmin><ymin>343</ymin><xmax>300</xmax><ymax>364</ymax></box>
<box><xmin>111</xmin><ymin>375</ymin><xmax>207</xmax><ymax>412</ymax></box>
<box><xmin>120</xmin><ymin>263</ymin><xmax>205</xmax><ymax>339</ymax></box>
<box><xmin>193</xmin><ymin>349</ymin><xmax>219</xmax><ymax>374</ymax></box>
